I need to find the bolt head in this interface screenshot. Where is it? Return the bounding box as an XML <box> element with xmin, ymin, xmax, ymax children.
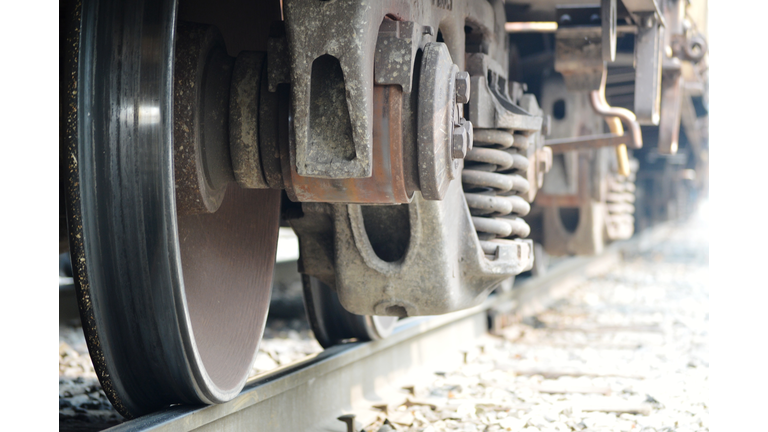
<box><xmin>541</xmin><ymin>115</ymin><xmax>551</xmax><ymax>136</ymax></box>
<box><xmin>455</xmin><ymin>71</ymin><xmax>470</xmax><ymax>104</ymax></box>
<box><xmin>644</xmin><ymin>15</ymin><xmax>654</xmax><ymax>28</ymax></box>
<box><xmin>452</xmin><ymin>125</ymin><xmax>468</xmax><ymax>159</ymax></box>
<box><xmin>560</xmin><ymin>14</ymin><xmax>572</xmax><ymax>25</ymax></box>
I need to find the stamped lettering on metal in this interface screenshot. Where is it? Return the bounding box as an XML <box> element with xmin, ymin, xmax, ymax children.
<box><xmin>432</xmin><ymin>0</ymin><xmax>453</xmax><ymax>11</ymax></box>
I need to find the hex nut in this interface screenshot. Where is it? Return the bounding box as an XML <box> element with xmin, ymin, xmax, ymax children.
<box><xmin>455</xmin><ymin>71</ymin><xmax>470</xmax><ymax>104</ymax></box>
<box><xmin>644</xmin><ymin>15</ymin><xmax>654</xmax><ymax>28</ymax></box>
<box><xmin>541</xmin><ymin>115</ymin><xmax>551</xmax><ymax>136</ymax></box>
<box><xmin>461</xmin><ymin>118</ymin><xmax>474</xmax><ymax>151</ymax></box>
<box><xmin>452</xmin><ymin>125</ymin><xmax>468</xmax><ymax>159</ymax></box>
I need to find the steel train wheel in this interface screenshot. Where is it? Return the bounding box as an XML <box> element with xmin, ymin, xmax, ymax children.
<box><xmin>302</xmin><ymin>275</ymin><xmax>398</xmax><ymax>349</ymax></box>
<box><xmin>64</xmin><ymin>0</ymin><xmax>280</xmax><ymax>418</ymax></box>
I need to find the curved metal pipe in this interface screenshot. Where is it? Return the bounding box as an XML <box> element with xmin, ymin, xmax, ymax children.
<box><xmin>589</xmin><ymin>68</ymin><xmax>643</xmax><ymax>151</ymax></box>
<box><xmin>603</xmin><ymin>115</ymin><xmax>630</xmax><ymax>176</ymax></box>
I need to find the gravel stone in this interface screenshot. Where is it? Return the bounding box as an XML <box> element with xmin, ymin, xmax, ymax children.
<box><xmin>359</xmin><ymin>209</ymin><xmax>708</xmax><ymax>432</ymax></box>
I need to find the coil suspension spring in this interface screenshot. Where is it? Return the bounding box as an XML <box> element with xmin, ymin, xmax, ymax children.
<box><xmin>462</xmin><ymin>128</ymin><xmax>534</xmax><ymax>255</ymax></box>
<box><xmin>604</xmin><ymin>157</ymin><xmax>638</xmax><ymax>240</ymax></box>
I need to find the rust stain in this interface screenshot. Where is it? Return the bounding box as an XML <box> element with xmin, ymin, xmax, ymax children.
<box><xmin>286</xmin><ymin>85</ymin><xmax>409</xmax><ymax>204</ymax></box>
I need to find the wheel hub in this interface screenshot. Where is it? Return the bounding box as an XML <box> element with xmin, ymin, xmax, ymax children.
<box><xmin>65</xmin><ymin>0</ymin><xmax>281</xmax><ymax>417</ymax></box>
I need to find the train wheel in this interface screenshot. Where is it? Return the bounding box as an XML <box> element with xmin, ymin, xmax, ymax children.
<box><xmin>63</xmin><ymin>0</ymin><xmax>280</xmax><ymax>418</ymax></box>
<box><xmin>302</xmin><ymin>275</ymin><xmax>398</xmax><ymax>349</ymax></box>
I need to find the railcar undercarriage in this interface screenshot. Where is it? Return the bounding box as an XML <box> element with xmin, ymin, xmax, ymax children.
<box><xmin>60</xmin><ymin>0</ymin><xmax>708</xmax><ymax>418</ymax></box>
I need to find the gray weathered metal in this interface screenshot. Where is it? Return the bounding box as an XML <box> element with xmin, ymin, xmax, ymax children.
<box><xmin>282</xmin><ymin>0</ymin><xmax>378</xmax><ymax>179</ymax></box>
<box><xmin>417</xmin><ymin>43</ymin><xmax>461</xmax><ymax>200</ymax></box>
<box><xmin>656</xmin><ymin>0</ymin><xmax>704</xmax><ymax>155</ymax></box>
<box><xmin>634</xmin><ymin>12</ymin><xmax>664</xmax><ymax>125</ymax></box>
<box><xmin>258</xmin><ymin>57</ymin><xmax>286</xmax><ymax>190</ymax></box>
<box><xmin>518</xmin><ymin>94</ymin><xmax>553</xmax><ymax>203</ymax></box>
<box><xmin>602</xmin><ymin>0</ymin><xmax>617</xmax><ymax>62</ymax></box>
<box><xmin>452</xmin><ymin>122</ymin><xmax>470</xmax><ymax>159</ymax></box>
<box><xmin>230</xmin><ymin>52</ymin><xmax>269</xmax><ymax>189</ymax></box>
<box><xmin>555</xmin><ymin>28</ymin><xmax>604</xmax><ymax>92</ymax></box>
<box><xmin>173</xmin><ymin>22</ymin><xmax>236</xmax><ymax>215</ymax></box>
<box><xmin>546</xmin><ymin>132</ymin><xmax>639</xmax><ymax>153</ymax></box>
<box><xmin>658</xmin><ymin>72</ymin><xmax>683</xmax><ymax>154</ymax></box>
<box><xmin>283</xmin><ymin>85</ymin><xmax>413</xmax><ymax>204</ymax></box>
<box><xmin>455</xmin><ymin>71</ymin><xmax>471</xmax><ymax>104</ymax></box>
<box><xmin>332</xmin><ymin>182</ymin><xmax>534</xmax><ymax>317</ymax></box>
<box><xmin>374</xmin><ymin>20</ymin><xmax>421</xmax><ymax>93</ymax></box>
<box><xmin>285</xmin><ymin>0</ymin><xmax>536</xmax><ymax>319</ymax></box>
<box><xmin>620</xmin><ymin>0</ymin><xmax>663</xmax><ymax>19</ymax></box>
<box><xmin>461</xmin><ymin>53</ymin><xmax>550</xmax><ymax>261</ymax></box>
<box><xmin>290</xmin><ymin>184</ymin><xmax>533</xmax><ymax>317</ymax></box>
<box><xmin>534</xmin><ymin>73</ymin><xmax>625</xmax><ymax>257</ymax></box>
<box><xmin>281</xmin><ymin>0</ymin><xmax>501</xmax><ymax>180</ymax></box>
<box><xmin>467</xmin><ymin>53</ymin><xmax>543</xmax><ymax>131</ymax></box>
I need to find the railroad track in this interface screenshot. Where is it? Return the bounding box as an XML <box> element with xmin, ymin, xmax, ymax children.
<box><xmin>59</xmin><ymin>1</ymin><xmax>709</xmax><ymax>426</ymax></box>
<box><xmin>98</xmin><ymin>221</ymin><xmax>679</xmax><ymax>432</ymax></box>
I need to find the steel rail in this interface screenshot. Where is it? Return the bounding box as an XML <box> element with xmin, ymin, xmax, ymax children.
<box><xmin>104</xmin><ymin>222</ymin><xmax>676</xmax><ymax>432</ymax></box>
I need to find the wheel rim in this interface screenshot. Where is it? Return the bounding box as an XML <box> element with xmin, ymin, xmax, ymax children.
<box><xmin>65</xmin><ymin>0</ymin><xmax>280</xmax><ymax>417</ymax></box>
<box><xmin>302</xmin><ymin>275</ymin><xmax>398</xmax><ymax>349</ymax></box>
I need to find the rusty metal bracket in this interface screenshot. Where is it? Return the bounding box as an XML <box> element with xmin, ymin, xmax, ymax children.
<box><xmin>656</xmin><ymin>0</ymin><xmax>706</xmax><ymax>154</ymax></box>
<box><xmin>285</xmin><ymin>0</ymin><xmax>539</xmax><ymax>318</ymax></box>
<box><xmin>658</xmin><ymin>71</ymin><xmax>683</xmax><ymax>155</ymax></box>
<box><xmin>262</xmin><ymin>0</ymin><xmax>510</xmax><ymax>204</ymax></box>
<box><xmin>280</xmin><ymin>39</ymin><xmax>472</xmax><ymax>204</ymax></box>
<box><xmin>280</xmin><ymin>0</ymin><xmax>499</xmax><ymax>180</ymax></box>
<box><xmin>284</xmin><ymin>85</ymin><xmax>412</xmax><ymax>204</ymax></box>
<box><xmin>554</xmin><ymin>27</ymin><xmax>604</xmax><ymax>92</ymax></box>
<box><xmin>554</xmin><ymin>5</ymin><xmax>605</xmax><ymax>92</ymax></box>
<box><xmin>554</xmin><ymin>2</ymin><xmax>644</xmax><ymax>89</ymax></box>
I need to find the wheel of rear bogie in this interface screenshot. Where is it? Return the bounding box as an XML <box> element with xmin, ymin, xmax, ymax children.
<box><xmin>302</xmin><ymin>275</ymin><xmax>398</xmax><ymax>349</ymax></box>
<box><xmin>63</xmin><ymin>0</ymin><xmax>280</xmax><ymax>418</ymax></box>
